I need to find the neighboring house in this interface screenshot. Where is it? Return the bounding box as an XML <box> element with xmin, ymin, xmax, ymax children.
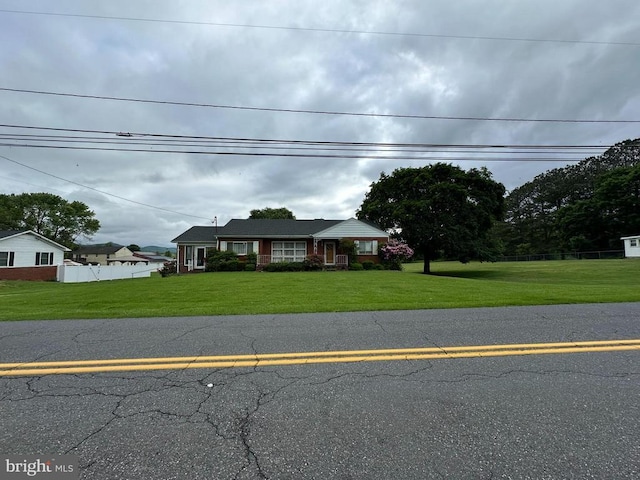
<box><xmin>133</xmin><ymin>251</ymin><xmax>174</xmax><ymax>267</ymax></box>
<box><xmin>171</xmin><ymin>218</ymin><xmax>389</xmax><ymax>273</ymax></box>
<box><xmin>72</xmin><ymin>244</ymin><xmax>135</xmax><ymax>265</ymax></box>
<box><xmin>0</xmin><ymin>230</ymin><xmax>70</xmax><ymax>281</ymax></box>
<box><xmin>621</xmin><ymin>235</ymin><xmax>640</xmax><ymax>258</ymax></box>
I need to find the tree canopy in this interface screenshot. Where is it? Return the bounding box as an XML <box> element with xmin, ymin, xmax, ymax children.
<box><xmin>249</xmin><ymin>207</ymin><xmax>295</xmax><ymax>219</ymax></box>
<box><xmin>502</xmin><ymin>138</ymin><xmax>640</xmax><ymax>254</ymax></box>
<box><xmin>357</xmin><ymin>163</ymin><xmax>505</xmax><ymax>274</ymax></box>
<box><xmin>0</xmin><ymin>193</ymin><xmax>100</xmax><ymax>248</ymax></box>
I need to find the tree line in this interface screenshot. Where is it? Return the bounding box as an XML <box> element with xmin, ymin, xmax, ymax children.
<box><xmin>498</xmin><ymin>138</ymin><xmax>640</xmax><ymax>254</ymax></box>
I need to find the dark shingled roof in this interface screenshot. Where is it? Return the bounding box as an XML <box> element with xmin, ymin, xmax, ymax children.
<box><xmin>0</xmin><ymin>230</ymin><xmax>27</xmax><ymax>239</ymax></box>
<box><xmin>171</xmin><ymin>226</ymin><xmax>219</xmax><ymax>243</ymax></box>
<box><xmin>217</xmin><ymin>219</ymin><xmax>343</xmax><ymax>238</ymax></box>
<box><xmin>73</xmin><ymin>244</ymin><xmax>126</xmax><ymax>255</ymax></box>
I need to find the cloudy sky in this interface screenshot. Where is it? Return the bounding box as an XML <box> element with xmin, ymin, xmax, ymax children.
<box><xmin>1</xmin><ymin>1</ymin><xmax>639</xmax><ymax>247</ymax></box>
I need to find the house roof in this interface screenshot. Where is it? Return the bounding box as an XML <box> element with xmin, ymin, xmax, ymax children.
<box><xmin>0</xmin><ymin>229</ymin><xmax>71</xmax><ymax>251</ymax></box>
<box><xmin>0</xmin><ymin>229</ymin><xmax>27</xmax><ymax>240</ymax></box>
<box><xmin>73</xmin><ymin>244</ymin><xmax>126</xmax><ymax>255</ymax></box>
<box><xmin>134</xmin><ymin>252</ymin><xmax>173</xmax><ymax>262</ymax></box>
<box><xmin>171</xmin><ymin>226</ymin><xmax>218</xmax><ymax>243</ymax></box>
<box><xmin>313</xmin><ymin>218</ymin><xmax>389</xmax><ymax>239</ymax></box>
<box><xmin>217</xmin><ymin>219</ymin><xmax>343</xmax><ymax>238</ymax></box>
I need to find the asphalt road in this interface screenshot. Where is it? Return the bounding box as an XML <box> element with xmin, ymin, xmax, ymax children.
<box><xmin>1</xmin><ymin>303</ymin><xmax>639</xmax><ymax>479</ymax></box>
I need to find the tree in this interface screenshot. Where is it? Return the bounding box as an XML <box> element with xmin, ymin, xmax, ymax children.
<box><xmin>0</xmin><ymin>193</ymin><xmax>100</xmax><ymax>248</ymax></box>
<box><xmin>357</xmin><ymin>163</ymin><xmax>505</xmax><ymax>274</ymax></box>
<box><xmin>502</xmin><ymin>138</ymin><xmax>640</xmax><ymax>254</ymax></box>
<box><xmin>127</xmin><ymin>244</ymin><xmax>141</xmax><ymax>252</ymax></box>
<box><xmin>249</xmin><ymin>207</ymin><xmax>295</xmax><ymax>219</ymax></box>
<box><xmin>556</xmin><ymin>164</ymin><xmax>640</xmax><ymax>250</ymax></box>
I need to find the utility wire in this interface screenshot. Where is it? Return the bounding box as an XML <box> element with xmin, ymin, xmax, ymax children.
<box><xmin>1</xmin><ymin>8</ymin><xmax>638</xmax><ymax>47</ymax></box>
<box><xmin>0</xmin><ymin>124</ymin><xmax>628</xmax><ymax>150</ymax></box>
<box><xmin>0</xmin><ymin>153</ymin><xmax>212</xmax><ymax>221</ymax></box>
<box><xmin>0</xmin><ymin>133</ymin><xmax>604</xmax><ymax>156</ymax></box>
<box><xmin>0</xmin><ymin>143</ymin><xmax>592</xmax><ymax>162</ymax></box>
<box><xmin>2</xmin><ymin>88</ymin><xmax>638</xmax><ymax>124</ymax></box>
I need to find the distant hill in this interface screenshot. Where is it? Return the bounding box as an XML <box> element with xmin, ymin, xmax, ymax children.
<box><xmin>141</xmin><ymin>246</ymin><xmax>176</xmax><ymax>255</ymax></box>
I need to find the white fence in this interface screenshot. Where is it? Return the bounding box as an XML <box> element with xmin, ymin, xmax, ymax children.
<box><xmin>56</xmin><ymin>264</ymin><xmax>154</xmax><ymax>283</ymax></box>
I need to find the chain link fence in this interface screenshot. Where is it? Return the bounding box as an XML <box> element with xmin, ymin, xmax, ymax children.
<box><xmin>499</xmin><ymin>250</ymin><xmax>625</xmax><ymax>262</ymax></box>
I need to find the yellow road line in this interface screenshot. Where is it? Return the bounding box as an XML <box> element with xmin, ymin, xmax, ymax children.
<box><xmin>1</xmin><ymin>339</ymin><xmax>639</xmax><ymax>376</ymax></box>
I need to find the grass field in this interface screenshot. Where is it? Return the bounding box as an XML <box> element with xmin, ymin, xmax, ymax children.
<box><xmin>0</xmin><ymin>259</ymin><xmax>639</xmax><ymax>321</ymax></box>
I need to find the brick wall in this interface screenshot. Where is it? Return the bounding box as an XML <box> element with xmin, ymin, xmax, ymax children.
<box><xmin>0</xmin><ymin>266</ymin><xmax>58</xmax><ymax>281</ymax></box>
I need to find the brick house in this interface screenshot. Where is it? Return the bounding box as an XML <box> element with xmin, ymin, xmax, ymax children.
<box><xmin>172</xmin><ymin>218</ymin><xmax>389</xmax><ymax>273</ymax></box>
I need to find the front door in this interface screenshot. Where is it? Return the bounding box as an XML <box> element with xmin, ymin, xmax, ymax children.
<box><xmin>196</xmin><ymin>247</ymin><xmax>206</xmax><ymax>269</ymax></box>
<box><xmin>325</xmin><ymin>241</ymin><xmax>336</xmax><ymax>265</ymax></box>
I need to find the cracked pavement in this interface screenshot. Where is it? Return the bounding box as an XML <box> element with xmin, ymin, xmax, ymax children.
<box><xmin>1</xmin><ymin>303</ymin><xmax>639</xmax><ymax>479</ymax></box>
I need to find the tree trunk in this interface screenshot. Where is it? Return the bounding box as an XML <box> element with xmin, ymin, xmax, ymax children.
<box><xmin>422</xmin><ymin>246</ymin><xmax>431</xmax><ymax>274</ymax></box>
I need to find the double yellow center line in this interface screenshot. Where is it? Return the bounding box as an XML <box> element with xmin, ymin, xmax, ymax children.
<box><xmin>1</xmin><ymin>339</ymin><xmax>639</xmax><ymax>376</ymax></box>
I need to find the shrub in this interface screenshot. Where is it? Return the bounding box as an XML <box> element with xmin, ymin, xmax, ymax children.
<box><xmin>246</xmin><ymin>252</ymin><xmax>257</xmax><ymax>265</ymax></box>
<box><xmin>206</xmin><ymin>249</ymin><xmax>239</xmax><ymax>272</ymax></box>
<box><xmin>362</xmin><ymin>260</ymin><xmax>375</xmax><ymax>270</ymax></box>
<box><xmin>379</xmin><ymin>240</ymin><xmax>414</xmax><ymax>271</ymax></box>
<box><xmin>219</xmin><ymin>259</ymin><xmax>239</xmax><ymax>272</ymax></box>
<box><xmin>263</xmin><ymin>262</ymin><xmax>305</xmax><ymax>272</ymax></box>
<box><xmin>245</xmin><ymin>263</ymin><xmax>256</xmax><ymax>271</ymax></box>
<box><xmin>338</xmin><ymin>239</ymin><xmax>358</xmax><ymax>263</ymax></box>
<box><xmin>304</xmin><ymin>254</ymin><xmax>324</xmax><ymax>271</ymax></box>
<box><xmin>374</xmin><ymin>263</ymin><xmax>385</xmax><ymax>270</ymax></box>
<box><xmin>159</xmin><ymin>260</ymin><xmax>177</xmax><ymax>277</ymax></box>
<box><xmin>349</xmin><ymin>262</ymin><xmax>364</xmax><ymax>271</ymax></box>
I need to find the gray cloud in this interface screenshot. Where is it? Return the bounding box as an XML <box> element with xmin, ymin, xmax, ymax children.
<box><xmin>1</xmin><ymin>0</ymin><xmax>639</xmax><ymax>246</ymax></box>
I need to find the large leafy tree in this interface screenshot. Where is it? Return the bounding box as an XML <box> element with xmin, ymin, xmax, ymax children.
<box><xmin>0</xmin><ymin>193</ymin><xmax>100</xmax><ymax>248</ymax></box>
<box><xmin>357</xmin><ymin>163</ymin><xmax>505</xmax><ymax>274</ymax></box>
<box><xmin>556</xmin><ymin>164</ymin><xmax>640</xmax><ymax>250</ymax></box>
<box><xmin>249</xmin><ymin>207</ymin><xmax>295</xmax><ymax>219</ymax></box>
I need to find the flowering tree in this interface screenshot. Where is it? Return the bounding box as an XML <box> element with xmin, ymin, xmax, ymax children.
<box><xmin>380</xmin><ymin>240</ymin><xmax>414</xmax><ymax>270</ymax></box>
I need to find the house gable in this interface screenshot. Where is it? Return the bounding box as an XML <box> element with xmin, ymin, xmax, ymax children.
<box><xmin>313</xmin><ymin>218</ymin><xmax>388</xmax><ymax>239</ymax></box>
<box><xmin>0</xmin><ymin>230</ymin><xmax>69</xmax><ymax>279</ymax></box>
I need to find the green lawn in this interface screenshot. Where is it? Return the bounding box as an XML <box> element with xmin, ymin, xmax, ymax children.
<box><xmin>1</xmin><ymin>259</ymin><xmax>639</xmax><ymax>321</ymax></box>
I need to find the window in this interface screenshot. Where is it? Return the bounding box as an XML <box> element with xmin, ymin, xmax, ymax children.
<box><xmin>631</xmin><ymin>239</ymin><xmax>638</xmax><ymax>247</ymax></box>
<box><xmin>356</xmin><ymin>240</ymin><xmax>378</xmax><ymax>255</ymax></box>
<box><xmin>0</xmin><ymin>252</ymin><xmax>15</xmax><ymax>267</ymax></box>
<box><xmin>226</xmin><ymin>242</ymin><xmax>254</xmax><ymax>255</ymax></box>
<box><xmin>184</xmin><ymin>246</ymin><xmax>193</xmax><ymax>265</ymax></box>
<box><xmin>272</xmin><ymin>241</ymin><xmax>306</xmax><ymax>262</ymax></box>
<box><xmin>35</xmin><ymin>252</ymin><xmax>54</xmax><ymax>266</ymax></box>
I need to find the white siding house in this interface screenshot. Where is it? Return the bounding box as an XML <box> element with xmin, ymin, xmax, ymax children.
<box><xmin>621</xmin><ymin>235</ymin><xmax>640</xmax><ymax>258</ymax></box>
<box><xmin>0</xmin><ymin>230</ymin><xmax>70</xmax><ymax>280</ymax></box>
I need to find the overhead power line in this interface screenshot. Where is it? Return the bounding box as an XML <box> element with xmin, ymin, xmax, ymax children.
<box><xmin>1</xmin><ymin>8</ymin><xmax>638</xmax><ymax>47</ymax></box>
<box><xmin>0</xmin><ymin>142</ymin><xmax>592</xmax><ymax>162</ymax></box>
<box><xmin>2</xmin><ymin>88</ymin><xmax>638</xmax><ymax>124</ymax></box>
<box><xmin>0</xmin><ymin>123</ymin><xmax>625</xmax><ymax>150</ymax></box>
<box><xmin>0</xmin><ymin>153</ymin><xmax>212</xmax><ymax>221</ymax></box>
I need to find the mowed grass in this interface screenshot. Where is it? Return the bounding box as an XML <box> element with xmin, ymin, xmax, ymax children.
<box><xmin>0</xmin><ymin>259</ymin><xmax>639</xmax><ymax>321</ymax></box>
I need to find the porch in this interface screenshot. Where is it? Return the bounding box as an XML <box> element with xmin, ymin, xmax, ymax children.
<box><xmin>257</xmin><ymin>254</ymin><xmax>348</xmax><ymax>269</ymax></box>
